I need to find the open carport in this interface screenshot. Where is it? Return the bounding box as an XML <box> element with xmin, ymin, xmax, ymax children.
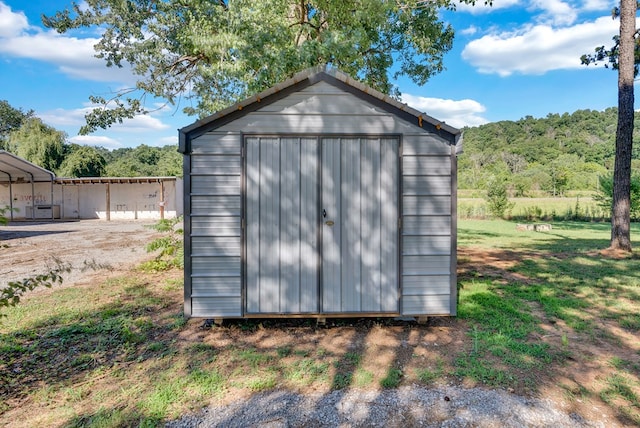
<box><xmin>0</xmin><ymin>150</ymin><xmax>56</xmax><ymax>221</ymax></box>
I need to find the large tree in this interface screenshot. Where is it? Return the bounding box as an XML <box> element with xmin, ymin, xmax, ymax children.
<box><xmin>581</xmin><ymin>1</ymin><xmax>637</xmax><ymax>252</ymax></box>
<box><xmin>43</xmin><ymin>0</ymin><xmax>486</xmax><ymax>134</ymax></box>
<box><xmin>6</xmin><ymin>117</ymin><xmax>66</xmax><ymax>172</ymax></box>
<box><xmin>58</xmin><ymin>144</ymin><xmax>107</xmax><ymax>177</ymax></box>
<box><xmin>0</xmin><ymin>100</ymin><xmax>33</xmax><ymax>147</ymax></box>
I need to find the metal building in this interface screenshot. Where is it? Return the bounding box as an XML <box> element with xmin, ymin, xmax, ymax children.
<box><xmin>178</xmin><ymin>66</ymin><xmax>461</xmax><ymax>320</ymax></box>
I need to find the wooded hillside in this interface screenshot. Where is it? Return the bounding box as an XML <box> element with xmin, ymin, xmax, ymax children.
<box><xmin>459</xmin><ymin>107</ymin><xmax>640</xmax><ymax>196</ymax></box>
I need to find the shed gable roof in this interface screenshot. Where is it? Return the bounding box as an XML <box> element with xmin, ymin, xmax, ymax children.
<box><xmin>179</xmin><ymin>65</ymin><xmax>461</xmax><ymax>153</ymax></box>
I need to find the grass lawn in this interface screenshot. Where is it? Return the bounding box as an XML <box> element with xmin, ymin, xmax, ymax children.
<box><xmin>1</xmin><ymin>220</ymin><xmax>639</xmax><ymax>427</ymax></box>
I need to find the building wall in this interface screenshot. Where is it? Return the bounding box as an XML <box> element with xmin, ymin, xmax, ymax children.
<box><xmin>0</xmin><ymin>182</ymin><xmax>54</xmax><ymax>219</ymax></box>
<box><xmin>0</xmin><ymin>179</ymin><xmax>183</xmax><ymax>220</ymax></box>
<box><xmin>185</xmin><ymin>80</ymin><xmax>456</xmax><ymax>318</ymax></box>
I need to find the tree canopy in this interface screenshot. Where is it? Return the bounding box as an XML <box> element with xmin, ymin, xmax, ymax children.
<box><xmin>0</xmin><ymin>100</ymin><xmax>33</xmax><ymax>145</ymax></box>
<box><xmin>6</xmin><ymin>117</ymin><xmax>66</xmax><ymax>172</ymax></box>
<box><xmin>58</xmin><ymin>144</ymin><xmax>107</xmax><ymax>177</ymax></box>
<box><xmin>458</xmin><ymin>108</ymin><xmax>639</xmax><ymax>198</ymax></box>
<box><xmin>42</xmin><ymin>0</ymin><xmax>487</xmax><ymax>133</ymax></box>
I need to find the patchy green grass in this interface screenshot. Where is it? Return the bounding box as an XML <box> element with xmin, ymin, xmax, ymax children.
<box><xmin>2</xmin><ymin>219</ymin><xmax>640</xmax><ymax>427</ymax></box>
<box><xmin>457</xmin><ymin>219</ymin><xmax>640</xmax><ymax>422</ymax></box>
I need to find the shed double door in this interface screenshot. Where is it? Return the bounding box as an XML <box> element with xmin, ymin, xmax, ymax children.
<box><xmin>245</xmin><ymin>136</ymin><xmax>399</xmax><ymax>315</ymax></box>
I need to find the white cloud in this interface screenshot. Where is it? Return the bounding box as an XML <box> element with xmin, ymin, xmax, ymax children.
<box><xmin>40</xmin><ymin>105</ymin><xmax>171</xmax><ymax>133</ymax></box>
<box><xmin>156</xmin><ymin>135</ymin><xmax>179</xmax><ymax>146</ymax></box>
<box><xmin>461</xmin><ymin>16</ymin><xmax>620</xmax><ymax>76</ymax></box>
<box><xmin>0</xmin><ymin>2</ymin><xmax>28</xmax><ymax>37</ymax></box>
<box><xmin>401</xmin><ymin>94</ymin><xmax>489</xmax><ymax>128</ymax></box>
<box><xmin>110</xmin><ymin>114</ymin><xmax>172</xmax><ymax>133</ymax></box>
<box><xmin>0</xmin><ymin>1</ymin><xmax>135</xmax><ymax>83</ymax></box>
<box><xmin>460</xmin><ymin>25</ymin><xmax>479</xmax><ymax>36</ymax></box>
<box><xmin>68</xmin><ymin>135</ymin><xmax>124</xmax><ymax>150</ymax></box>
<box><xmin>530</xmin><ymin>0</ymin><xmax>577</xmax><ymax>25</ymax></box>
<box><xmin>581</xmin><ymin>0</ymin><xmax>616</xmax><ymax>11</ymax></box>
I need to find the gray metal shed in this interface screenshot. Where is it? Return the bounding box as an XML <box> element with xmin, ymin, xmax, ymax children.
<box><xmin>178</xmin><ymin>66</ymin><xmax>461</xmax><ymax>320</ymax></box>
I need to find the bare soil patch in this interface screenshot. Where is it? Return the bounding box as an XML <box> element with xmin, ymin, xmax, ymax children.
<box><xmin>0</xmin><ymin>220</ymin><xmax>162</xmax><ymax>290</ymax></box>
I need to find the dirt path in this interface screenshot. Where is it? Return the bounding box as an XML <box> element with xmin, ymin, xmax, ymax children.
<box><xmin>0</xmin><ymin>220</ymin><xmax>163</xmax><ymax>290</ymax></box>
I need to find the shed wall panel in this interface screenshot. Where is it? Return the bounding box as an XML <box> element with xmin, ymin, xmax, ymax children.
<box><xmin>403</xmin><ymin>196</ymin><xmax>450</xmax><ymax>215</ymax></box>
<box><xmin>192</xmin><ymin>297</ymin><xmax>242</xmax><ymax>317</ymax></box>
<box><xmin>191</xmin><ymin>133</ymin><xmax>241</xmax><ymax>154</ymax></box>
<box><xmin>191</xmin><ymin>195</ymin><xmax>240</xmax><ymax>216</ymax></box>
<box><xmin>191</xmin><ymin>175</ymin><xmax>241</xmax><ymax>195</ymax></box>
<box><xmin>403</xmin><ymin>156</ymin><xmax>451</xmax><ymax>175</ymax></box>
<box><xmin>191</xmin><ymin>256</ymin><xmax>241</xmax><ymax>277</ymax></box>
<box><xmin>191</xmin><ymin>237</ymin><xmax>241</xmax><ymax>256</ymax></box>
<box><xmin>192</xmin><ymin>277</ymin><xmax>241</xmax><ymax>297</ymax></box>
<box><xmin>402</xmin><ymin>236</ymin><xmax>451</xmax><ymax>255</ymax></box>
<box><xmin>191</xmin><ymin>217</ymin><xmax>240</xmax><ymax>236</ymax></box>
<box><xmin>403</xmin><ymin>176</ymin><xmax>451</xmax><ymax>196</ymax></box>
<box><xmin>402</xmin><ymin>275</ymin><xmax>451</xmax><ymax>295</ymax></box>
<box><xmin>400</xmin><ymin>132</ymin><xmax>454</xmax><ymax>315</ymax></box>
<box><xmin>188</xmin><ymin>132</ymin><xmax>243</xmax><ymax>317</ymax></box>
<box><xmin>257</xmin><ymin>93</ymin><xmax>385</xmax><ymax>115</ymax></box>
<box><xmin>402</xmin><ymin>295</ymin><xmax>450</xmax><ymax>315</ymax></box>
<box><xmin>403</xmin><ymin>216</ymin><xmax>451</xmax><ymax>235</ymax></box>
<box><xmin>403</xmin><ymin>135</ymin><xmax>452</xmax><ymax>155</ymax></box>
<box><xmin>191</xmin><ymin>156</ymin><xmax>241</xmax><ymax>175</ymax></box>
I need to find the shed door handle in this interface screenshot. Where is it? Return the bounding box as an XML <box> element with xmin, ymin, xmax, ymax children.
<box><xmin>323</xmin><ymin>209</ymin><xmax>327</xmax><ymax>218</ymax></box>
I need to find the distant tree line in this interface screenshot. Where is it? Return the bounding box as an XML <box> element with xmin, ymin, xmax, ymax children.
<box><xmin>460</xmin><ymin>107</ymin><xmax>640</xmax><ymax>197</ymax></box>
<box><xmin>0</xmin><ymin>100</ymin><xmax>182</xmax><ymax>178</ymax></box>
<box><xmin>3</xmin><ymin>99</ymin><xmax>639</xmax><ymax>190</ymax></box>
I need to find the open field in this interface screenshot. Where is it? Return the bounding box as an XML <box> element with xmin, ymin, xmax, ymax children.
<box><xmin>0</xmin><ymin>219</ymin><xmax>639</xmax><ymax>426</ymax></box>
<box><xmin>459</xmin><ymin>196</ymin><xmax>608</xmax><ymax>221</ymax></box>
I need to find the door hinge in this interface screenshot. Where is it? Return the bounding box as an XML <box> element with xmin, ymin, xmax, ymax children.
<box><xmin>241</xmin><ymin>218</ymin><xmax>245</xmax><ymax>229</ymax></box>
<box><xmin>398</xmin><ymin>218</ymin><xmax>402</xmax><ymax>229</ymax></box>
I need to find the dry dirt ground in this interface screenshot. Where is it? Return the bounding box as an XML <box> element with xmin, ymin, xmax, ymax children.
<box><xmin>1</xmin><ymin>221</ymin><xmax>637</xmax><ymax>427</ymax></box>
<box><xmin>0</xmin><ymin>219</ymin><xmax>163</xmax><ymax>290</ymax></box>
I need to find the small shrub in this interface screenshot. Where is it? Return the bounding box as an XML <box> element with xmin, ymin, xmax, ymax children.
<box><xmin>143</xmin><ymin>216</ymin><xmax>183</xmax><ymax>271</ymax></box>
<box><xmin>594</xmin><ymin>174</ymin><xmax>640</xmax><ymax>221</ymax></box>
<box><xmin>485</xmin><ymin>181</ymin><xmax>515</xmax><ymax>219</ymax></box>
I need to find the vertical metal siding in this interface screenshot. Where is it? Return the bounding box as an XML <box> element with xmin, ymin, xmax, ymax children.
<box><xmin>246</xmin><ymin>137</ymin><xmax>319</xmax><ymax>314</ymax></box>
<box><xmin>320</xmin><ymin>138</ymin><xmax>342</xmax><ymax>312</ymax></box>
<box><xmin>380</xmin><ymin>138</ymin><xmax>400</xmax><ymax>311</ymax></box>
<box><xmin>321</xmin><ymin>137</ymin><xmax>399</xmax><ymax>313</ymax></box>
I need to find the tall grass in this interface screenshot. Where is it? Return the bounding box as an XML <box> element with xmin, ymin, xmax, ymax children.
<box><xmin>459</xmin><ymin>196</ymin><xmax>609</xmax><ymax>222</ymax></box>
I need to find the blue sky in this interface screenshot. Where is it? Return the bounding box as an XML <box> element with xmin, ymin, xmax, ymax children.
<box><xmin>0</xmin><ymin>0</ymin><xmax>627</xmax><ymax>150</ymax></box>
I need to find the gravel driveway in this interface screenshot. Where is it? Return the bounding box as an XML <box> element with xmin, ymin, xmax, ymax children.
<box><xmin>167</xmin><ymin>386</ymin><xmax>601</xmax><ymax>427</ymax></box>
<box><xmin>0</xmin><ymin>219</ymin><xmax>162</xmax><ymax>289</ymax></box>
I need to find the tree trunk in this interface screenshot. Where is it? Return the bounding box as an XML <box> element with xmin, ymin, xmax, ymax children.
<box><xmin>611</xmin><ymin>0</ymin><xmax>636</xmax><ymax>252</ymax></box>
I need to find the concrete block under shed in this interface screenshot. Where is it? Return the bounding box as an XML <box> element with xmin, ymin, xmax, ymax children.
<box><xmin>516</xmin><ymin>223</ymin><xmax>552</xmax><ymax>232</ymax></box>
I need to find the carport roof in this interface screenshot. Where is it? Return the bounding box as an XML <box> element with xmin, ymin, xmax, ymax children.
<box><xmin>0</xmin><ymin>150</ymin><xmax>55</xmax><ymax>183</ymax></box>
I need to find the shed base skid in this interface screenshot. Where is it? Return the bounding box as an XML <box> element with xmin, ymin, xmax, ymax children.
<box><xmin>190</xmin><ymin>314</ymin><xmax>453</xmax><ymax>327</ymax></box>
